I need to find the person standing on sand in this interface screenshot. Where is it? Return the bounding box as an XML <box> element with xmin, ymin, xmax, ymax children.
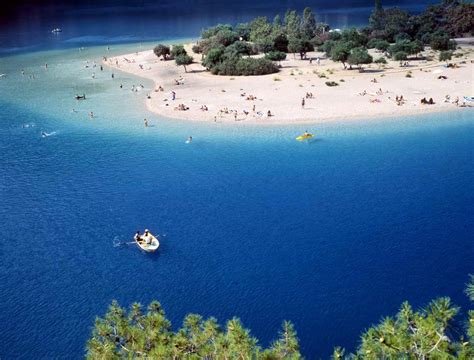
<box><xmin>144</xmin><ymin>118</ymin><xmax>148</xmax><ymax>127</ymax></box>
<box><xmin>171</xmin><ymin>91</ymin><xmax>176</xmax><ymax>101</ymax></box>
<box><xmin>301</xmin><ymin>98</ymin><xmax>305</xmax><ymax>108</ymax></box>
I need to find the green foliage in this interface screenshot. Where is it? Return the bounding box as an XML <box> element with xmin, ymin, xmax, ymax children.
<box><xmin>357</xmin><ymin>298</ymin><xmax>460</xmax><ymax>358</ymax></box>
<box><xmin>284</xmin><ymin>10</ymin><xmax>301</xmax><ymax>37</ymax></box>
<box><xmin>430</xmin><ymin>30</ymin><xmax>457</xmax><ymax>51</ymax></box>
<box><xmin>325</xmin><ymin>81</ymin><xmax>339</xmax><ymax>86</ymax></box>
<box><xmin>340</xmin><ymin>28</ymin><xmax>368</xmax><ymax>47</ymax></box>
<box><xmin>369</xmin><ymin>0</ymin><xmax>385</xmax><ymax>31</ymax></box>
<box><xmin>170</xmin><ymin>44</ymin><xmax>187</xmax><ymax>58</ymax></box>
<box><xmin>273</xmin><ymin>32</ymin><xmax>289</xmax><ymax>52</ymax></box>
<box><xmin>233</xmin><ymin>57</ymin><xmax>279</xmax><ymax>76</ymax></box>
<box><xmin>201</xmin><ymin>24</ymin><xmax>233</xmax><ymax>39</ymax></box>
<box><xmin>301</xmin><ymin>7</ymin><xmax>317</xmax><ymax>38</ymax></box>
<box><xmin>89</xmin><ymin>276</ymin><xmax>474</xmax><ymax>358</ymax></box>
<box><xmin>330</xmin><ymin>42</ymin><xmax>352</xmax><ymax>67</ymax></box>
<box><xmin>235</xmin><ymin>23</ymin><xmax>251</xmax><ymax>41</ymax></box>
<box><xmin>388</xmin><ymin>39</ymin><xmax>424</xmax><ymax>57</ymax></box>
<box><xmin>393</xmin><ymin>51</ymin><xmax>408</xmax><ymax>61</ymax></box>
<box><xmin>175</xmin><ymin>54</ymin><xmax>193</xmax><ymax>72</ymax></box>
<box><xmin>466</xmin><ymin>275</ymin><xmax>474</xmax><ymax>302</ymax></box>
<box><xmin>439</xmin><ymin>50</ymin><xmax>453</xmax><ymax>62</ymax></box>
<box><xmin>288</xmin><ymin>36</ymin><xmax>314</xmax><ymax>59</ymax></box>
<box><xmin>191</xmin><ymin>43</ymin><xmax>202</xmax><ymax>54</ymax></box>
<box><xmin>445</xmin><ymin>2</ymin><xmax>474</xmax><ymax>37</ymax></box>
<box><xmin>374</xmin><ymin>57</ymin><xmax>388</xmax><ymax>64</ymax></box>
<box><xmin>394</xmin><ymin>32</ymin><xmax>412</xmax><ymax>42</ymax></box>
<box><xmin>202</xmin><ymin>47</ymin><xmax>225</xmax><ymax>69</ymax></box>
<box><xmin>87</xmin><ymin>301</ymin><xmax>301</xmax><ymax>359</ymax></box>
<box><xmin>225</xmin><ymin>41</ymin><xmax>252</xmax><ymax>57</ymax></box>
<box><xmin>249</xmin><ymin>16</ymin><xmax>273</xmax><ymax>43</ymax></box>
<box><xmin>348</xmin><ymin>47</ymin><xmax>373</xmax><ymax>67</ymax></box>
<box><xmin>366</xmin><ymin>0</ymin><xmax>471</xmax><ymax>48</ymax></box>
<box><xmin>153</xmin><ymin>44</ymin><xmax>170</xmax><ymax>60</ymax></box>
<box><xmin>215</xmin><ymin>29</ymin><xmax>239</xmax><ymax>47</ymax></box>
<box><xmin>265</xmin><ymin>51</ymin><xmax>287</xmax><ymax>62</ymax></box>
<box><xmin>367</xmin><ymin>38</ymin><xmax>390</xmax><ymax>51</ymax></box>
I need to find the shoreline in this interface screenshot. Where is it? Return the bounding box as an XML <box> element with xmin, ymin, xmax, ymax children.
<box><xmin>103</xmin><ymin>43</ymin><xmax>473</xmax><ymax>126</ymax></box>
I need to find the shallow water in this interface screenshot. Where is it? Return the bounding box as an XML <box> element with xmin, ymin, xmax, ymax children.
<box><xmin>0</xmin><ymin>42</ymin><xmax>473</xmax><ymax>359</ymax></box>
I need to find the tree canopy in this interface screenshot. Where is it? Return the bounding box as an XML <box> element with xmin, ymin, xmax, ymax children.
<box><xmin>86</xmin><ymin>301</ymin><xmax>301</xmax><ymax>359</ymax></box>
<box><xmin>87</xmin><ymin>276</ymin><xmax>474</xmax><ymax>358</ymax></box>
<box><xmin>153</xmin><ymin>44</ymin><xmax>170</xmax><ymax>60</ymax></box>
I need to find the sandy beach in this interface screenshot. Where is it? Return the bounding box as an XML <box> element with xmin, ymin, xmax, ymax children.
<box><xmin>104</xmin><ymin>43</ymin><xmax>473</xmax><ymax>124</ymax></box>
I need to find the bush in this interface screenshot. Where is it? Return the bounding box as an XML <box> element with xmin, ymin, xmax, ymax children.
<box><xmin>234</xmin><ymin>57</ymin><xmax>279</xmax><ymax>76</ymax></box>
<box><xmin>215</xmin><ymin>29</ymin><xmax>239</xmax><ymax>47</ymax></box>
<box><xmin>367</xmin><ymin>39</ymin><xmax>390</xmax><ymax>52</ymax></box>
<box><xmin>265</xmin><ymin>51</ymin><xmax>287</xmax><ymax>62</ymax></box>
<box><xmin>439</xmin><ymin>50</ymin><xmax>453</xmax><ymax>62</ymax></box>
<box><xmin>224</xmin><ymin>41</ymin><xmax>252</xmax><ymax>57</ymax></box>
<box><xmin>175</xmin><ymin>54</ymin><xmax>193</xmax><ymax>72</ymax></box>
<box><xmin>153</xmin><ymin>44</ymin><xmax>170</xmax><ymax>60</ymax></box>
<box><xmin>201</xmin><ymin>24</ymin><xmax>233</xmax><ymax>39</ymax></box>
<box><xmin>192</xmin><ymin>43</ymin><xmax>202</xmax><ymax>54</ymax></box>
<box><xmin>394</xmin><ymin>51</ymin><xmax>408</xmax><ymax>61</ymax></box>
<box><xmin>430</xmin><ymin>31</ymin><xmax>456</xmax><ymax>51</ymax></box>
<box><xmin>348</xmin><ymin>47</ymin><xmax>373</xmax><ymax>67</ymax></box>
<box><xmin>325</xmin><ymin>81</ymin><xmax>339</xmax><ymax>86</ymax></box>
<box><xmin>374</xmin><ymin>57</ymin><xmax>388</xmax><ymax>64</ymax></box>
<box><xmin>171</xmin><ymin>45</ymin><xmax>187</xmax><ymax>58</ymax></box>
<box><xmin>202</xmin><ymin>47</ymin><xmax>224</xmax><ymax>69</ymax></box>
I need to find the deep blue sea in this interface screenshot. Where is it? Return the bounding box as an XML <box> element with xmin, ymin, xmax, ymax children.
<box><xmin>0</xmin><ymin>2</ymin><xmax>473</xmax><ymax>359</ymax></box>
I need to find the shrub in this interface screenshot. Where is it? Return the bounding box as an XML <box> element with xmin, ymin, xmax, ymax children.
<box><xmin>201</xmin><ymin>24</ymin><xmax>233</xmax><ymax>39</ymax></box>
<box><xmin>439</xmin><ymin>50</ymin><xmax>453</xmax><ymax>62</ymax></box>
<box><xmin>171</xmin><ymin>44</ymin><xmax>187</xmax><ymax>58</ymax></box>
<box><xmin>374</xmin><ymin>57</ymin><xmax>388</xmax><ymax>64</ymax></box>
<box><xmin>202</xmin><ymin>47</ymin><xmax>224</xmax><ymax>69</ymax></box>
<box><xmin>367</xmin><ymin>39</ymin><xmax>390</xmax><ymax>52</ymax></box>
<box><xmin>192</xmin><ymin>43</ymin><xmax>202</xmax><ymax>54</ymax></box>
<box><xmin>153</xmin><ymin>44</ymin><xmax>170</xmax><ymax>60</ymax></box>
<box><xmin>224</xmin><ymin>41</ymin><xmax>252</xmax><ymax>57</ymax></box>
<box><xmin>348</xmin><ymin>47</ymin><xmax>373</xmax><ymax>67</ymax></box>
<box><xmin>234</xmin><ymin>57</ymin><xmax>279</xmax><ymax>76</ymax></box>
<box><xmin>325</xmin><ymin>81</ymin><xmax>339</xmax><ymax>86</ymax></box>
<box><xmin>430</xmin><ymin>30</ymin><xmax>457</xmax><ymax>51</ymax></box>
<box><xmin>175</xmin><ymin>54</ymin><xmax>193</xmax><ymax>72</ymax></box>
<box><xmin>394</xmin><ymin>51</ymin><xmax>408</xmax><ymax>61</ymax></box>
<box><xmin>265</xmin><ymin>51</ymin><xmax>287</xmax><ymax>62</ymax></box>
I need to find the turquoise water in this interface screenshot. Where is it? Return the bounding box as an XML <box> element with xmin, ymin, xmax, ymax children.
<box><xmin>0</xmin><ymin>44</ymin><xmax>473</xmax><ymax>358</ymax></box>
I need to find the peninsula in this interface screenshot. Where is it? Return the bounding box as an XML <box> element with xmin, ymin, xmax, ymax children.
<box><xmin>104</xmin><ymin>1</ymin><xmax>473</xmax><ymax>124</ymax></box>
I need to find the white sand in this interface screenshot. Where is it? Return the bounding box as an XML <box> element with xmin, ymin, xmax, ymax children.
<box><xmin>104</xmin><ymin>44</ymin><xmax>474</xmax><ymax>125</ymax></box>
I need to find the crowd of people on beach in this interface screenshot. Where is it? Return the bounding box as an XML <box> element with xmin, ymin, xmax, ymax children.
<box><xmin>19</xmin><ymin>42</ymin><xmax>468</xmax><ymax>135</ymax></box>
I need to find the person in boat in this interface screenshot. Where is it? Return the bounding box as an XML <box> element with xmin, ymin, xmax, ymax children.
<box><xmin>134</xmin><ymin>231</ymin><xmax>142</xmax><ymax>243</ymax></box>
<box><xmin>144</xmin><ymin>229</ymin><xmax>151</xmax><ymax>244</ymax></box>
<box><xmin>303</xmin><ymin>130</ymin><xmax>311</xmax><ymax>136</ymax></box>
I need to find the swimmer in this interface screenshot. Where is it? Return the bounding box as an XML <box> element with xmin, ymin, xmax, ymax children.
<box><xmin>186</xmin><ymin>136</ymin><xmax>193</xmax><ymax>143</ymax></box>
<box><xmin>144</xmin><ymin>118</ymin><xmax>148</xmax><ymax>127</ymax></box>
